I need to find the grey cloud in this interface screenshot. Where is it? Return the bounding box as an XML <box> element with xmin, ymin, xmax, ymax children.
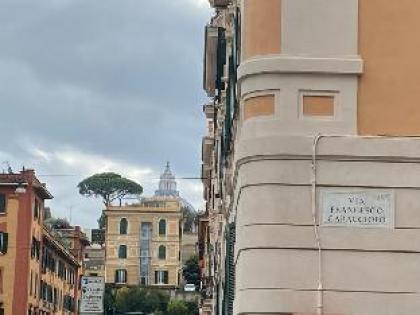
<box><xmin>0</xmin><ymin>0</ymin><xmax>212</xmax><ymax>227</ymax></box>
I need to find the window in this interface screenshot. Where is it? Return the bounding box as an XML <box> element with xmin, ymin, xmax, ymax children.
<box><xmin>31</xmin><ymin>238</ymin><xmax>40</xmax><ymax>261</ymax></box>
<box><xmin>0</xmin><ymin>194</ymin><xmax>5</xmax><ymax>214</ymax></box>
<box><xmin>154</xmin><ymin>270</ymin><xmax>168</xmax><ymax>285</ymax></box>
<box><xmin>119</xmin><ymin>218</ymin><xmax>128</xmax><ymax>234</ymax></box>
<box><xmin>63</xmin><ymin>294</ymin><xmax>74</xmax><ymax>312</ymax></box>
<box><xmin>34</xmin><ymin>273</ymin><xmax>38</xmax><ymax>298</ymax></box>
<box><xmin>0</xmin><ymin>232</ymin><xmax>8</xmax><ymax>254</ymax></box>
<box><xmin>118</xmin><ymin>245</ymin><xmax>127</xmax><ymax>259</ymax></box>
<box><xmin>158</xmin><ymin>245</ymin><xmax>166</xmax><ymax>260</ymax></box>
<box><xmin>141</xmin><ymin>222</ymin><xmax>152</xmax><ymax>239</ymax></box>
<box><xmin>158</xmin><ymin>219</ymin><xmax>166</xmax><ymax>236</ymax></box>
<box><xmin>34</xmin><ymin>199</ymin><xmax>39</xmax><ymax>219</ymax></box>
<box><xmin>53</xmin><ymin>288</ymin><xmax>58</xmax><ymax>305</ymax></box>
<box><xmin>0</xmin><ymin>268</ymin><xmax>3</xmax><ymax>294</ymax></box>
<box><xmin>115</xmin><ymin>269</ymin><xmax>127</xmax><ymax>284</ymax></box>
<box><xmin>29</xmin><ymin>271</ymin><xmax>33</xmax><ymax>296</ymax></box>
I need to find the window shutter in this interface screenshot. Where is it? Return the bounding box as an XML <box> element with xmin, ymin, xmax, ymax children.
<box><xmin>118</xmin><ymin>245</ymin><xmax>127</xmax><ymax>259</ymax></box>
<box><xmin>120</xmin><ymin>218</ymin><xmax>128</xmax><ymax>235</ymax></box>
<box><xmin>216</xmin><ymin>27</ymin><xmax>226</xmax><ymax>96</ymax></box>
<box><xmin>164</xmin><ymin>271</ymin><xmax>169</xmax><ymax>284</ymax></box>
<box><xmin>159</xmin><ymin>220</ymin><xmax>166</xmax><ymax>236</ymax></box>
<box><xmin>223</xmin><ymin>222</ymin><xmax>236</xmax><ymax>315</ymax></box>
<box><xmin>0</xmin><ymin>233</ymin><xmax>8</xmax><ymax>254</ymax></box>
<box><xmin>155</xmin><ymin>271</ymin><xmax>158</xmax><ymax>284</ymax></box>
<box><xmin>0</xmin><ymin>194</ymin><xmax>5</xmax><ymax>213</ymax></box>
<box><xmin>158</xmin><ymin>246</ymin><xmax>166</xmax><ymax>260</ymax></box>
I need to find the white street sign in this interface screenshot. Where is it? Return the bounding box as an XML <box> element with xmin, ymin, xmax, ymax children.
<box><xmin>80</xmin><ymin>276</ymin><xmax>105</xmax><ymax>313</ymax></box>
<box><xmin>320</xmin><ymin>190</ymin><xmax>394</xmax><ymax>229</ymax></box>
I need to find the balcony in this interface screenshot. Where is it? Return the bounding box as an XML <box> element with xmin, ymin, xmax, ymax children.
<box><xmin>202</xmin><ymin>137</ymin><xmax>214</xmax><ymax>172</ymax></box>
<box><xmin>203</xmin><ymin>25</ymin><xmax>218</xmax><ymax>97</ymax></box>
<box><xmin>201</xmin><ymin>164</ymin><xmax>212</xmax><ymax>189</ymax></box>
<box><xmin>203</xmin><ymin>103</ymin><xmax>215</xmax><ymax>120</ymax></box>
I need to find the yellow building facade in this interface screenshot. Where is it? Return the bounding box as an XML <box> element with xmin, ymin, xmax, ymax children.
<box><xmin>104</xmin><ymin>199</ymin><xmax>182</xmax><ymax>287</ymax></box>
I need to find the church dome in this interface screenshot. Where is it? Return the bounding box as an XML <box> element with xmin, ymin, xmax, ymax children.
<box><xmin>154</xmin><ymin>162</ymin><xmax>179</xmax><ymax>197</ymax></box>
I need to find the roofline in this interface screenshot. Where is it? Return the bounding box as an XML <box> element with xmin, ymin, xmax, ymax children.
<box><xmin>42</xmin><ymin>227</ymin><xmax>80</xmax><ymax>267</ymax></box>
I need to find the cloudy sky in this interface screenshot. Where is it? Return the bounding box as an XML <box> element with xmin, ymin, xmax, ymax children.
<box><xmin>0</xmin><ymin>0</ymin><xmax>212</xmax><ymax>228</ymax></box>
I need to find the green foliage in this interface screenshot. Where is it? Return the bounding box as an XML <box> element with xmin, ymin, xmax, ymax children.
<box><xmin>167</xmin><ymin>300</ymin><xmax>189</xmax><ymax>315</ymax></box>
<box><xmin>113</xmin><ymin>287</ymin><xmax>169</xmax><ymax>314</ymax></box>
<box><xmin>183</xmin><ymin>255</ymin><xmax>200</xmax><ymax>286</ymax></box>
<box><xmin>98</xmin><ymin>212</ymin><xmax>106</xmax><ymax>229</ymax></box>
<box><xmin>104</xmin><ymin>285</ymin><xmax>116</xmax><ymax>312</ymax></box>
<box><xmin>103</xmin><ymin>285</ymin><xmax>198</xmax><ymax>315</ymax></box>
<box><xmin>185</xmin><ymin>301</ymin><xmax>199</xmax><ymax>315</ymax></box>
<box><xmin>78</xmin><ymin>172</ymin><xmax>143</xmax><ymax>206</ymax></box>
<box><xmin>44</xmin><ymin>217</ymin><xmax>72</xmax><ymax>230</ymax></box>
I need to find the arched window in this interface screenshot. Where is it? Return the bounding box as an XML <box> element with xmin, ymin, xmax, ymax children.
<box><xmin>158</xmin><ymin>219</ymin><xmax>166</xmax><ymax>236</ymax></box>
<box><xmin>115</xmin><ymin>269</ymin><xmax>127</xmax><ymax>283</ymax></box>
<box><xmin>120</xmin><ymin>218</ymin><xmax>128</xmax><ymax>235</ymax></box>
<box><xmin>158</xmin><ymin>245</ymin><xmax>166</xmax><ymax>260</ymax></box>
<box><xmin>118</xmin><ymin>245</ymin><xmax>127</xmax><ymax>259</ymax></box>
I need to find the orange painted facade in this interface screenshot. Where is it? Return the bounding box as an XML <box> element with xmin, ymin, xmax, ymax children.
<box><xmin>242</xmin><ymin>0</ymin><xmax>281</xmax><ymax>60</ymax></box>
<box><xmin>243</xmin><ymin>95</ymin><xmax>275</xmax><ymax>120</ymax></box>
<box><xmin>358</xmin><ymin>1</ymin><xmax>420</xmax><ymax>135</ymax></box>
<box><xmin>0</xmin><ymin>170</ymin><xmax>84</xmax><ymax>315</ymax></box>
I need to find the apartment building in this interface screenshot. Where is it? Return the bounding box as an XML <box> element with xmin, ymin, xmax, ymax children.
<box><xmin>104</xmin><ymin>164</ymin><xmax>183</xmax><ymax>288</ymax></box>
<box><xmin>0</xmin><ymin>169</ymin><xmax>83</xmax><ymax>315</ymax></box>
<box><xmin>37</xmin><ymin>227</ymin><xmax>80</xmax><ymax>315</ymax></box>
<box><xmin>202</xmin><ymin>1</ymin><xmax>420</xmax><ymax>314</ymax></box>
<box><xmin>83</xmin><ymin>244</ymin><xmax>105</xmax><ymax>278</ymax></box>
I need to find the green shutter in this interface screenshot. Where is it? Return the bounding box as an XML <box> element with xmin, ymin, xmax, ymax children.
<box><xmin>164</xmin><ymin>271</ymin><xmax>169</xmax><ymax>284</ymax></box>
<box><xmin>0</xmin><ymin>194</ymin><xmax>5</xmax><ymax>213</ymax></box>
<box><xmin>216</xmin><ymin>27</ymin><xmax>226</xmax><ymax>95</ymax></box>
<box><xmin>0</xmin><ymin>233</ymin><xmax>8</xmax><ymax>254</ymax></box>
<box><xmin>223</xmin><ymin>222</ymin><xmax>236</xmax><ymax>315</ymax></box>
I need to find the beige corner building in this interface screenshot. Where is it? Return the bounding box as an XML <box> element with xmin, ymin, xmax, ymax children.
<box><xmin>202</xmin><ymin>1</ymin><xmax>420</xmax><ymax>314</ymax></box>
<box><xmin>104</xmin><ymin>164</ymin><xmax>183</xmax><ymax>288</ymax></box>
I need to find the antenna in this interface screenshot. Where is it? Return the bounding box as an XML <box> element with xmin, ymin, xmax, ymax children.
<box><xmin>2</xmin><ymin>161</ymin><xmax>12</xmax><ymax>174</ymax></box>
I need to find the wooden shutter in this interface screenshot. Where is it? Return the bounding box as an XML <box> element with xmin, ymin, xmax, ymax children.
<box><xmin>0</xmin><ymin>233</ymin><xmax>8</xmax><ymax>254</ymax></box>
<box><xmin>164</xmin><ymin>271</ymin><xmax>169</xmax><ymax>284</ymax></box>
<box><xmin>0</xmin><ymin>194</ymin><xmax>5</xmax><ymax>213</ymax></box>
<box><xmin>223</xmin><ymin>222</ymin><xmax>236</xmax><ymax>315</ymax></box>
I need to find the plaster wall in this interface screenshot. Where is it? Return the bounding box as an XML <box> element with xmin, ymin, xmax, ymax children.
<box><xmin>0</xmin><ymin>195</ymin><xmax>18</xmax><ymax>315</ymax></box>
<box><xmin>105</xmin><ymin>209</ymin><xmax>181</xmax><ymax>287</ymax></box>
<box><xmin>233</xmin><ymin>135</ymin><xmax>420</xmax><ymax>315</ymax></box>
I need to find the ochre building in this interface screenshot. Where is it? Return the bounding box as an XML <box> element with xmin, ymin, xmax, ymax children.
<box><xmin>201</xmin><ymin>1</ymin><xmax>420</xmax><ymax>314</ymax></box>
<box><xmin>104</xmin><ymin>164</ymin><xmax>183</xmax><ymax>288</ymax></box>
<box><xmin>0</xmin><ymin>170</ymin><xmax>83</xmax><ymax>315</ymax></box>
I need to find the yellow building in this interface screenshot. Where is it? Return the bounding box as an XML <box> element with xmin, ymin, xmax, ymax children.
<box><xmin>83</xmin><ymin>244</ymin><xmax>106</xmax><ymax>278</ymax></box>
<box><xmin>104</xmin><ymin>164</ymin><xmax>183</xmax><ymax>288</ymax></box>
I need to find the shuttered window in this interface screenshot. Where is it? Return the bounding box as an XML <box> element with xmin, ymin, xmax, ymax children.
<box><xmin>159</xmin><ymin>219</ymin><xmax>166</xmax><ymax>236</ymax></box>
<box><xmin>120</xmin><ymin>218</ymin><xmax>128</xmax><ymax>235</ymax></box>
<box><xmin>118</xmin><ymin>245</ymin><xmax>127</xmax><ymax>259</ymax></box>
<box><xmin>158</xmin><ymin>245</ymin><xmax>166</xmax><ymax>260</ymax></box>
<box><xmin>0</xmin><ymin>233</ymin><xmax>8</xmax><ymax>255</ymax></box>
<box><xmin>154</xmin><ymin>270</ymin><xmax>169</xmax><ymax>284</ymax></box>
<box><xmin>0</xmin><ymin>194</ymin><xmax>5</xmax><ymax>214</ymax></box>
<box><xmin>223</xmin><ymin>222</ymin><xmax>236</xmax><ymax>315</ymax></box>
<box><xmin>115</xmin><ymin>269</ymin><xmax>127</xmax><ymax>284</ymax></box>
